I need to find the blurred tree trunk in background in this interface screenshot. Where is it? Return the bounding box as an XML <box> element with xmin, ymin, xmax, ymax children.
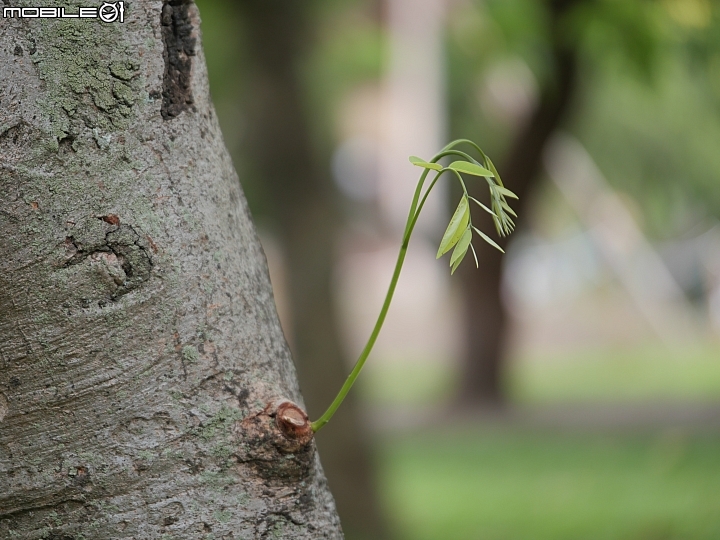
<box><xmin>237</xmin><ymin>1</ymin><xmax>389</xmax><ymax>538</ymax></box>
<box><xmin>458</xmin><ymin>0</ymin><xmax>582</xmax><ymax>405</ymax></box>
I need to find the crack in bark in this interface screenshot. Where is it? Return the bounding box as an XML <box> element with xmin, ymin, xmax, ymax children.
<box><xmin>0</xmin><ymin>121</ymin><xmax>34</xmax><ymax>150</ymax></box>
<box><xmin>57</xmin><ymin>134</ymin><xmax>76</xmax><ymax>154</ymax></box>
<box><xmin>160</xmin><ymin>0</ymin><xmax>196</xmax><ymax>119</ymax></box>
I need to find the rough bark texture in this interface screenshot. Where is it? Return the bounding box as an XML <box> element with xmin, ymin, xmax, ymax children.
<box><xmin>0</xmin><ymin>1</ymin><xmax>342</xmax><ymax>538</ymax></box>
<box><xmin>458</xmin><ymin>0</ymin><xmax>581</xmax><ymax>405</ymax></box>
<box><xmin>237</xmin><ymin>2</ymin><xmax>389</xmax><ymax>538</ymax></box>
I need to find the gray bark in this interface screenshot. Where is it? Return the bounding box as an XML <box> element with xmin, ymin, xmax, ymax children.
<box><xmin>0</xmin><ymin>1</ymin><xmax>342</xmax><ymax>538</ymax></box>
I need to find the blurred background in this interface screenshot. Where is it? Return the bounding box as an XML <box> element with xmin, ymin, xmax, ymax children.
<box><xmin>194</xmin><ymin>0</ymin><xmax>720</xmax><ymax>538</ymax></box>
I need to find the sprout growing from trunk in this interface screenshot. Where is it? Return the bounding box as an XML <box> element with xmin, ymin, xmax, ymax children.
<box><xmin>311</xmin><ymin>139</ymin><xmax>517</xmax><ymax>432</ymax></box>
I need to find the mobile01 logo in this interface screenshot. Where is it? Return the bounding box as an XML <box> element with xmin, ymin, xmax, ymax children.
<box><xmin>2</xmin><ymin>2</ymin><xmax>125</xmax><ymax>23</ymax></box>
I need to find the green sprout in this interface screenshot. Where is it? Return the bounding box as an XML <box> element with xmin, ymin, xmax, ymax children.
<box><xmin>310</xmin><ymin>139</ymin><xmax>517</xmax><ymax>432</ymax></box>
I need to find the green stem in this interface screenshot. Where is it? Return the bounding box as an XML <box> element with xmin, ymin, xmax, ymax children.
<box><xmin>442</xmin><ymin>138</ymin><xmax>484</xmax><ymax>158</ymax></box>
<box><xmin>310</xmin><ymin>139</ymin><xmax>494</xmax><ymax>432</ymax></box>
<box><xmin>311</xmin><ymin>167</ymin><xmax>458</xmax><ymax>432</ymax></box>
<box><xmin>434</xmin><ymin>149</ymin><xmax>476</xmax><ymax>162</ymax></box>
<box><xmin>404</xmin><ymin>168</ymin><xmax>431</xmax><ymax>238</ymax></box>
<box><xmin>310</xmin><ymin>235</ymin><xmax>411</xmax><ymax>432</ymax></box>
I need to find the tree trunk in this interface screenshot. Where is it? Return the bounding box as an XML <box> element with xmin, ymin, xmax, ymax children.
<box><xmin>0</xmin><ymin>2</ymin><xmax>342</xmax><ymax>538</ymax></box>
<box><xmin>237</xmin><ymin>2</ymin><xmax>389</xmax><ymax>538</ymax></box>
<box><xmin>458</xmin><ymin>0</ymin><xmax>581</xmax><ymax>405</ymax></box>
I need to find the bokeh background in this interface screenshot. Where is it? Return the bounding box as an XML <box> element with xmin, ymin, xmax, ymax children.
<box><xmin>194</xmin><ymin>1</ymin><xmax>720</xmax><ymax>538</ymax></box>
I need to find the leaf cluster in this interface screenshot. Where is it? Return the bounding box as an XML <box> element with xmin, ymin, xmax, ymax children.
<box><xmin>409</xmin><ymin>139</ymin><xmax>517</xmax><ymax>274</ymax></box>
<box><xmin>312</xmin><ymin>139</ymin><xmax>517</xmax><ymax>431</ymax></box>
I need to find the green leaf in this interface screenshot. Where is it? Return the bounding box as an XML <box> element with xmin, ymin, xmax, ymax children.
<box><xmin>448</xmin><ymin>161</ymin><xmax>494</xmax><ymax>177</ymax></box>
<box><xmin>409</xmin><ymin>156</ymin><xmax>443</xmax><ymax>171</ymax></box>
<box><xmin>493</xmin><ymin>212</ymin><xmax>514</xmax><ymax>237</ymax></box>
<box><xmin>495</xmin><ymin>185</ymin><xmax>519</xmax><ymax>199</ymax></box>
<box><xmin>472</xmin><ymin>226</ymin><xmax>505</xmax><ymax>253</ymax></box>
<box><xmin>484</xmin><ymin>155</ymin><xmax>503</xmax><ymax>185</ymax></box>
<box><xmin>450</xmin><ymin>228</ymin><xmax>472</xmax><ymax>274</ymax></box>
<box><xmin>451</xmin><ymin>256</ymin><xmax>464</xmax><ymax>275</ymax></box>
<box><xmin>437</xmin><ymin>196</ymin><xmax>470</xmax><ymax>258</ymax></box>
<box><xmin>469</xmin><ymin>196</ymin><xmax>497</xmax><ymax>216</ymax></box>
<box><xmin>499</xmin><ymin>200</ymin><xmax>518</xmax><ymax>217</ymax></box>
<box><xmin>491</xmin><ymin>215</ymin><xmax>503</xmax><ymax>236</ymax></box>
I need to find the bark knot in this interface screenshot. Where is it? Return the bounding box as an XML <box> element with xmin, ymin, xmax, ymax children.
<box><xmin>274</xmin><ymin>400</ymin><xmax>313</xmax><ymax>448</ymax></box>
<box><xmin>233</xmin><ymin>400</ymin><xmax>315</xmax><ymax>482</ymax></box>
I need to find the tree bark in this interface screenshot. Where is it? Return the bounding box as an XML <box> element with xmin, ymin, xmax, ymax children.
<box><xmin>0</xmin><ymin>2</ymin><xmax>342</xmax><ymax>537</ymax></box>
<box><xmin>458</xmin><ymin>0</ymin><xmax>581</xmax><ymax>405</ymax></box>
<box><xmin>237</xmin><ymin>2</ymin><xmax>390</xmax><ymax>538</ymax></box>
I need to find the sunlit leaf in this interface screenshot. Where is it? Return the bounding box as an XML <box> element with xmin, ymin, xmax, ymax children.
<box><xmin>499</xmin><ymin>200</ymin><xmax>518</xmax><ymax>217</ymax></box>
<box><xmin>409</xmin><ymin>156</ymin><xmax>443</xmax><ymax>171</ymax></box>
<box><xmin>472</xmin><ymin>226</ymin><xmax>505</xmax><ymax>253</ymax></box>
<box><xmin>469</xmin><ymin>196</ymin><xmax>497</xmax><ymax>216</ymax></box>
<box><xmin>437</xmin><ymin>196</ymin><xmax>470</xmax><ymax>258</ymax></box>
<box><xmin>448</xmin><ymin>161</ymin><xmax>494</xmax><ymax>177</ymax></box>
<box><xmin>495</xmin><ymin>185</ymin><xmax>519</xmax><ymax>199</ymax></box>
<box><xmin>491</xmin><ymin>216</ymin><xmax>503</xmax><ymax>236</ymax></box>
<box><xmin>484</xmin><ymin>155</ymin><xmax>503</xmax><ymax>185</ymax></box>
<box><xmin>450</xmin><ymin>257</ymin><xmax>464</xmax><ymax>275</ymax></box>
<box><xmin>450</xmin><ymin>228</ymin><xmax>472</xmax><ymax>274</ymax></box>
<box><xmin>495</xmin><ymin>214</ymin><xmax>514</xmax><ymax>237</ymax></box>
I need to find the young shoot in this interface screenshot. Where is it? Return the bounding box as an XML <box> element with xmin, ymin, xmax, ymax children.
<box><xmin>310</xmin><ymin>139</ymin><xmax>518</xmax><ymax>432</ymax></box>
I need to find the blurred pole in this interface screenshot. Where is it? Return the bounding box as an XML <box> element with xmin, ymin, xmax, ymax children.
<box><xmin>237</xmin><ymin>2</ymin><xmax>390</xmax><ymax>538</ymax></box>
<box><xmin>380</xmin><ymin>0</ymin><xmax>447</xmax><ymax>235</ymax></box>
<box><xmin>545</xmin><ymin>134</ymin><xmax>698</xmax><ymax>341</ymax></box>
<box><xmin>458</xmin><ymin>0</ymin><xmax>582</xmax><ymax>405</ymax></box>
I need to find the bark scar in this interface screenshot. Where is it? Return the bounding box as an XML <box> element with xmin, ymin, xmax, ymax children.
<box><xmin>160</xmin><ymin>0</ymin><xmax>197</xmax><ymax>119</ymax></box>
<box><xmin>233</xmin><ymin>400</ymin><xmax>315</xmax><ymax>482</ymax></box>
<box><xmin>62</xmin><ymin>222</ymin><xmax>153</xmax><ymax>300</ymax></box>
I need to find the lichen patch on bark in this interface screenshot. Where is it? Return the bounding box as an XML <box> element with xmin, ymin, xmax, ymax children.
<box><xmin>31</xmin><ymin>19</ymin><xmax>143</xmax><ymax>135</ymax></box>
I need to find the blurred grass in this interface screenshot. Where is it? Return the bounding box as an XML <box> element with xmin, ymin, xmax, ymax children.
<box><xmin>379</xmin><ymin>427</ymin><xmax>720</xmax><ymax>540</ymax></box>
<box><xmin>368</xmin><ymin>344</ymin><xmax>720</xmax><ymax>539</ymax></box>
<box><xmin>510</xmin><ymin>342</ymin><xmax>720</xmax><ymax>403</ymax></box>
<box><xmin>362</xmin><ymin>342</ymin><xmax>720</xmax><ymax>406</ymax></box>
<box><xmin>509</xmin><ymin>343</ymin><xmax>720</xmax><ymax>403</ymax></box>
